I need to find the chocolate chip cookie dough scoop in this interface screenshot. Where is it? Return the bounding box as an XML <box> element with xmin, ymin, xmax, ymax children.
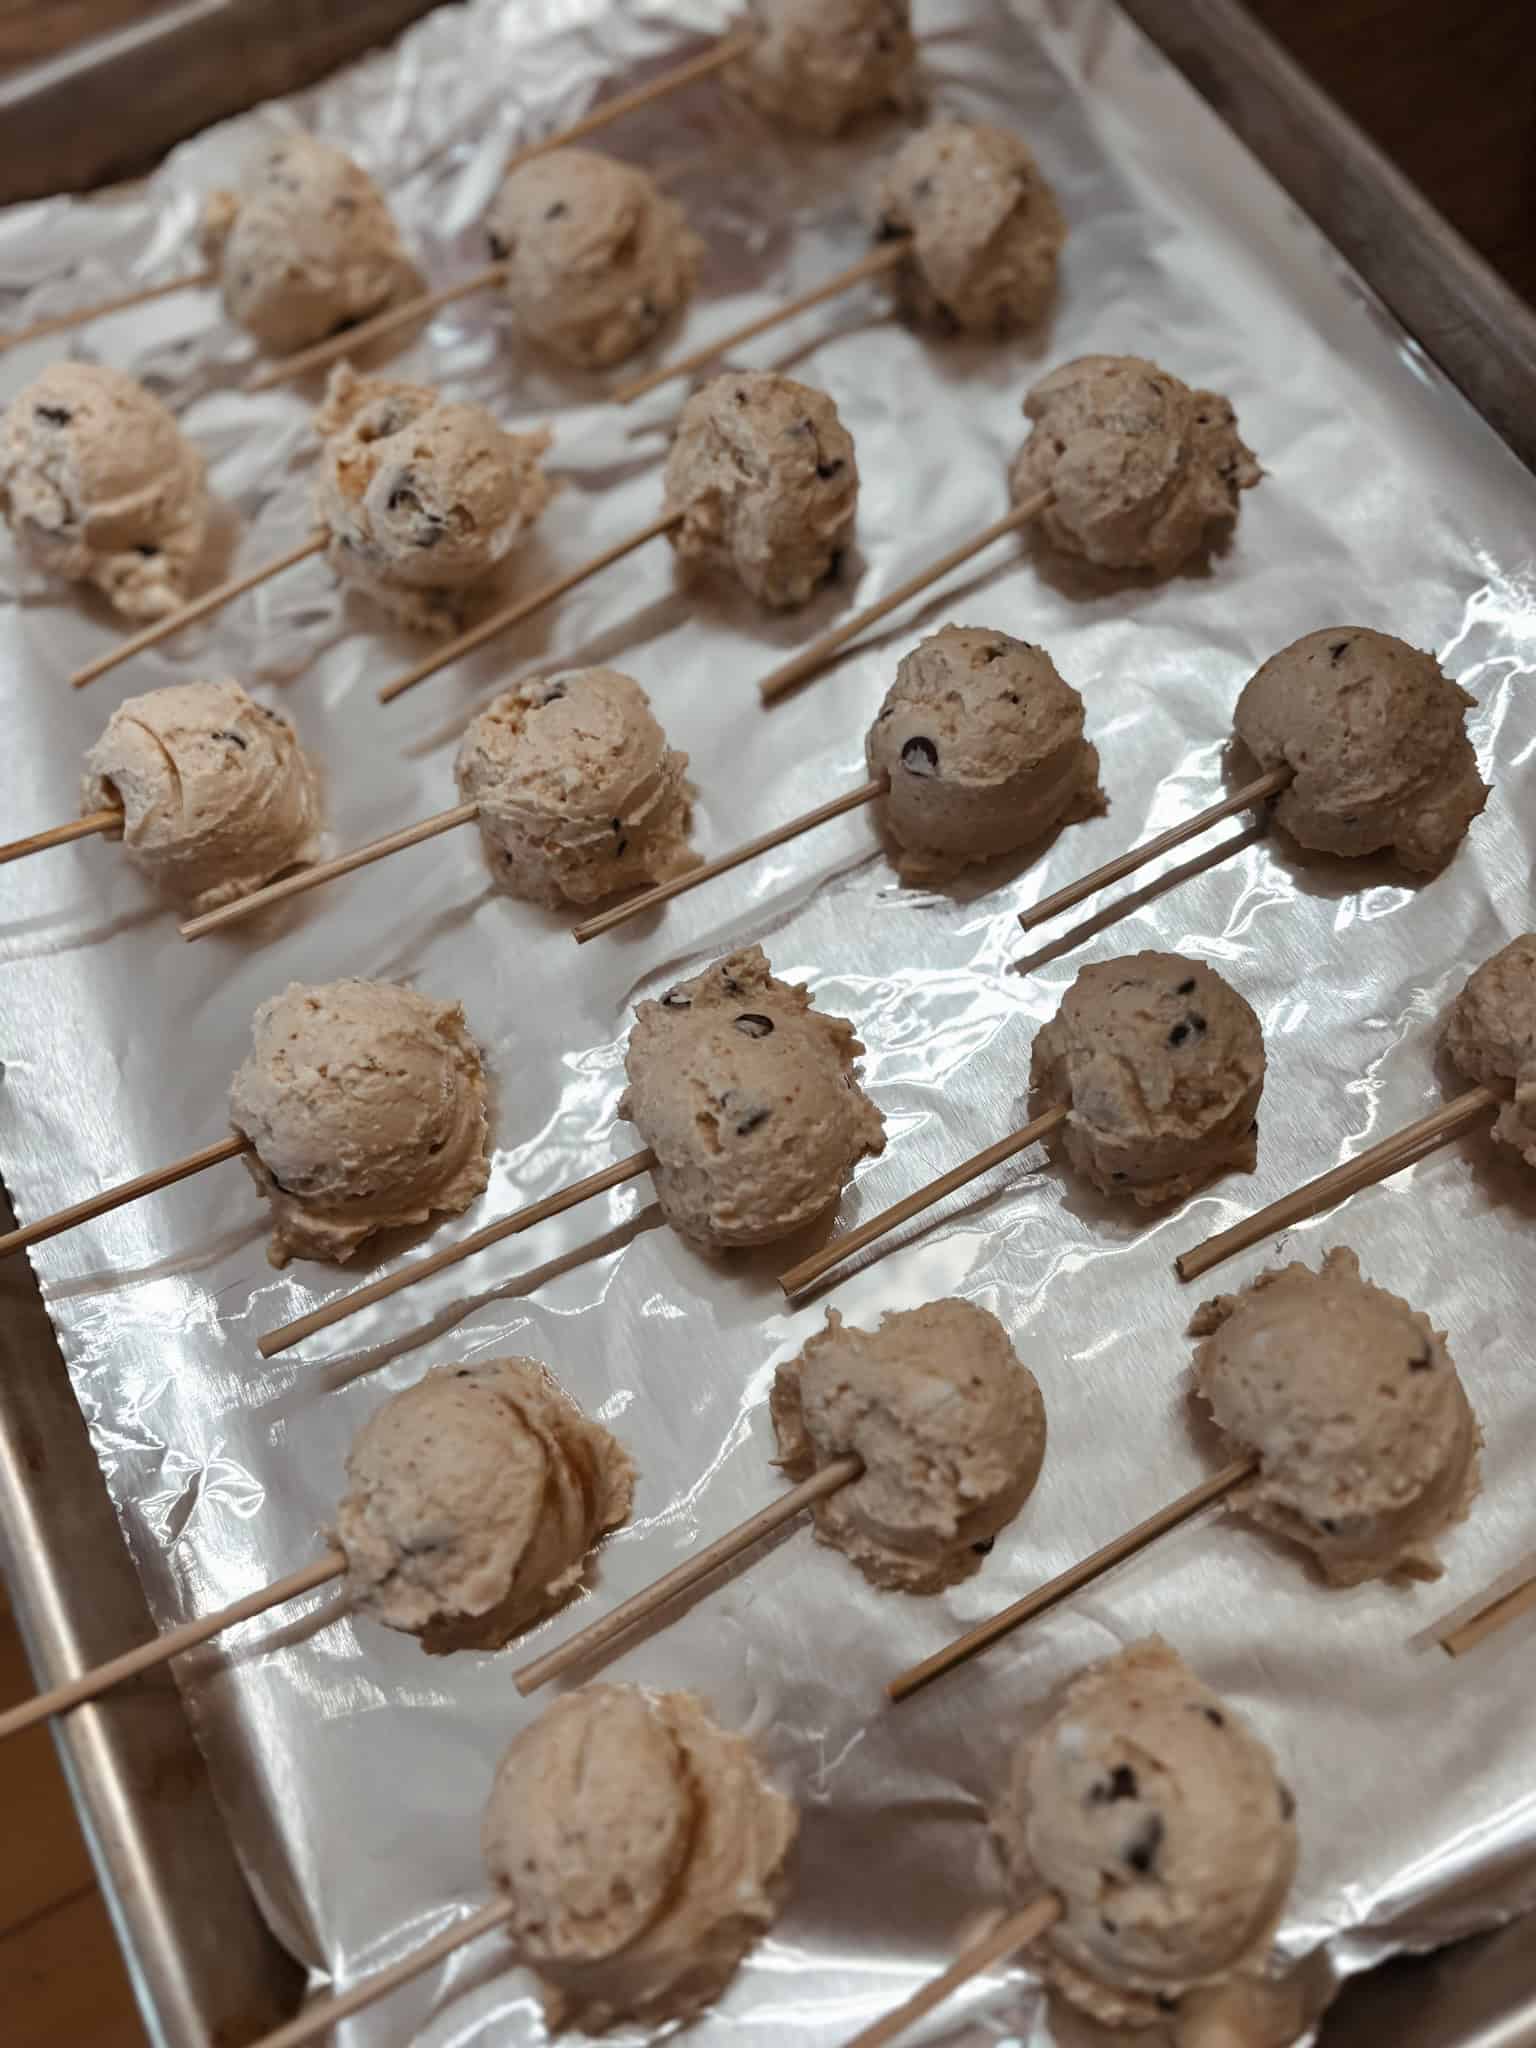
<box><xmin>850</xmin><ymin>1638</ymin><xmax>1300</xmax><ymax>2048</ymax></box>
<box><xmin>1</xmin><ymin>680</ymin><xmax>321</xmax><ymax>900</ymax></box>
<box><xmin>257</xmin><ymin>142</ymin><xmax>704</xmax><ymax>392</ymax></box>
<box><xmin>1179</xmin><ymin>934</ymin><xmax>1533</xmax><ymax>1281</ymax></box>
<box><xmin>0</xmin><ymin>976</ymin><xmax>489</xmax><ymax>1265</ymax></box>
<box><xmin>378</xmin><ymin>368</ymin><xmax>859</xmax><ymax>705</ymax></box>
<box><xmin>235</xmin><ymin>1684</ymin><xmax>797</xmax><ymax>2048</ymax></box>
<box><xmin>758</xmin><ymin>353</ymin><xmax>1259</xmax><ymax>702</ymax></box>
<box><xmin>0</xmin><ymin>363</ymin><xmax>211</xmax><ymax>624</ymax></box>
<box><xmin>575</xmin><ymin>623</ymin><xmax>1105</xmax><ymax>943</ymax></box>
<box><xmin>893</xmin><ymin>1248</ymin><xmax>1480</xmax><ymax>1702</ymax></box>
<box><xmin>0</xmin><ymin>1357</ymin><xmax>633</xmax><ymax>1741</ymax></box>
<box><xmin>782</xmin><ymin>950</ymin><xmax>1264</xmax><ymax>1299</ymax></box>
<box><xmin>256</xmin><ymin>945</ymin><xmax>884</xmax><ymax>1359</ymax></box>
<box><xmin>1024</xmin><ymin>627</ymin><xmax>1489</xmax><ymax>940</ymax></box>
<box><xmin>617</xmin><ymin>116</ymin><xmax>1064</xmax><ymax>405</ymax></box>
<box><xmin>514</xmin><ymin>1298</ymin><xmax>1047</xmax><ymax>1695</ymax></box>
<box><xmin>183</xmin><ymin>666</ymin><xmax>698</xmax><ymax>940</ymax></box>
<box><xmin>70</xmin><ymin>366</ymin><xmax>553</xmax><ymax>689</ymax></box>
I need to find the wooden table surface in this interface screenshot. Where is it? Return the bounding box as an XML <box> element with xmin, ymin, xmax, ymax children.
<box><xmin>0</xmin><ymin>3</ymin><xmax>1530</xmax><ymax>2044</ymax></box>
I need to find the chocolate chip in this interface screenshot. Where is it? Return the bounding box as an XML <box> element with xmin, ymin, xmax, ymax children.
<box><xmin>1168</xmin><ymin>1012</ymin><xmax>1207</xmax><ymax>1048</ymax></box>
<box><xmin>544</xmin><ymin>200</ymin><xmax>568</xmax><ymax>220</ymax></box>
<box><xmin>1100</xmin><ymin>1914</ymin><xmax>1118</xmax><ymax>1935</ymax></box>
<box><xmin>386</xmin><ymin>475</ymin><xmax>423</xmax><ymax>516</ymax></box>
<box><xmin>1319</xmin><ymin>1517</ymin><xmax>1338</xmax><ymax>1534</ymax></box>
<box><xmin>734</xmin><ymin>387</ymin><xmax>748</xmax><ymax>406</ymax></box>
<box><xmin>971</xmin><ymin>1536</ymin><xmax>995</xmax><ymax>1556</ymax></box>
<box><xmin>981</xmin><ymin>643</ymin><xmax>1007</xmax><ymax>662</ymax></box>
<box><xmin>538</xmin><ymin>681</ymin><xmax>566</xmax><ymax>704</ymax></box>
<box><xmin>1111</xmin><ymin>1170</ymin><xmax>1128</xmax><ymax>1181</ymax></box>
<box><xmin>1155</xmin><ymin>1994</ymin><xmax>1181</xmax><ymax>2014</ymax></box>
<box><xmin>1200</xmin><ymin>1705</ymin><xmax>1224</xmax><ymax>1727</ymax></box>
<box><xmin>816</xmin><ymin>458</ymin><xmax>845</xmax><ymax>480</ymax></box>
<box><xmin>1329</xmin><ymin>638</ymin><xmax>1351</xmax><ymax>663</ymax></box>
<box><xmin>134</xmin><ymin>543</ymin><xmax>161</xmax><ymax>557</ymax></box>
<box><xmin>34</xmin><ymin>404</ymin><xmax>72</xmax><ymax>427</ymax></box>
<box><xmin>1090</xmin><ymin>1764</ymin><xmax>1138</xmax><ymax>1805</ymax></box>
<box><xmin>1280</xmin><ymin>1785</ymin><xmax>1296</xmax><ymax>1820</ymax></box>
<box><xmin>1409</xmin><ymin>1341</ymin><xmax>1434</xmax><ymax>1371</ymax></box>
<box><xmin>722</xmin><ymin>973</ymin><xmax>743</xmax><ymax>996</ymax></box>
<box><xmin>875</xmin><ymin>215</ymin><xmax>906</xmax><ymax>242</ymax></box>
<box><xmin>212</xmin><ymin>729</ymin><xmax>248</xmax><ymax>750</ymax></box>
<box><xmin>1168</xmin><ymin>1023</ymin><xmax>1191</xmax><ymax>1047</ymax></box>
<box><xmin>735</xmin><ymin>1013</ymin><xmax>774</xmax><ymax>1038</ymax></box>
<box><xmin>661</xmin><ymin>989</ymin><xmax>691</xmax><ymax>1010</ymax></box>
<box><xmin>735</xmin><ymin>1105</ymin><xmax>770</xmax><ymax>1135</ymax></box>
<box><xmin>1125</xmin><ymin>1814</ymin><xmax>1164</xmax><ymax>1875</ymax></box>
<box><xmin>901</xmin><ymin>736</ymin><xmax>939</xmax><ymax>777</ymax></box>
<box><xmin>611</xmin><ymin>818</ymin><xmax>623</xmax><ymax>834</ymax></box>
<box><xmin>487</xmin><ymin>231</ymin><xmax>509</xmax><ymax>260</ymax></box>
<box><xmin>1176</xmin><ymin>978</ymin><xmax>1196</xmax><ymax>995</ymax></box>
<box><xmin>614</xmin><ymin>836</ymin><xmax>628</xmax><ymax>857</ymax></box>
<box><xmin>1002</xmin><ymin>691</ymin><xmax>1020</xmax><ymax>705</ymax></box>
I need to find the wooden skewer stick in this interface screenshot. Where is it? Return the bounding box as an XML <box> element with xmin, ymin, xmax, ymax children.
<box><xmin>377</xmin><ymin>509</ymin><xmax>683</xmax><ymax>705</ymax></box>
<box><xmin>613</xmin><ymin>241</ymin><xmax>907</xmax><ymax>405</ymax></box>
<box><xmin>1441</xmin><ymin>1572</ymin><xmax>1536</xmax><ymax>1657</ymax></box>
<box><xmin>244</xmin><ymin>262</ymin><xmax>511</xmax><ymax>393</ymax></box>
<box><xmin>573</xmin><ymin>777</ymin><xmax>887</xmax><ymax>944</ymax></box>
<box><xmin>515</xmin><ymin>1455</ymin><xmax>863</xmax><ymax>1694</ymax></box>
<box><xmin>0</xmin><ymin>807</ymin><xmax>119</xmax><ymax>867</ymax></box>
<box><xmin>1175</xmin><ymin>1085</ymin><xmax>1499</xmax><ymax>1285</ymax></box>
<box><xmin>0</xmin><ymin>1131</ymin><xmax>253</xmax><ymax>1260</ymax></box>
<box><xmin>756</xmin><ymin>491</ymin><xmax>1050</xmax><ymax>706</ymax></box>
<box><xmin>1018</xmin><ymin>768</ymin><xmax>1293</xmax><ymax>932</ymax></box>
<box><xmin>843</xmin><ymin>1894</ymin><xmax>1063</xmax><ymax>2048</ymax></box>
<box><xmin>252</xmin><ymin>1897</ymin><xmax>517</xmax><ymax>2048</ymax></box>
<box><xmin>0</xmin><ymin>1551</ymin><xmax>344</xmax><ymax>1743</ymax></box>
<box><xmin>258</xmin><ymin>1147</ymin><xmax>657</xmax><ymax>1358</ymax></box>
<box><xmin>500</xmin><ymin>31</ymin><xmax>753</xmax><ymax>181</ymax></box>
<box><xmin>1</xmin><ymin>267</ymin><xmax>217</xmax><ymax>351</ymax></box>
<box><xmin>70</xmin><ymin>533</ymin><xmax>328</xmax><ymax>689</ymax></box>
<box><xmin>888</xmin><ymin>1458</ymin><xmax>1259</xmax><ymax>1705</ymax></box>
<box><xmin>180</xmin><ymin>802</ymin><xmax>480</xmax><ymax>941</ymax></box>
<box><xmin>779</xmin><ymin>1103</ymin><xmax>1069</xmax><ymax>1300</ymax></box>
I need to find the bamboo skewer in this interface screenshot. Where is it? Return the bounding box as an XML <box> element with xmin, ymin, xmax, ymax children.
<box><xmin>180</xmin><ymin>802</ymin><xmax>480</xmax><ymax>940</ymax></box>
<box><xmin>258</xmin><ymin>1147</ymin><xmax>657</xmax><ymax>1358</ymax></box>
<box><xmin>778</xmin><ymin>1103</ymin><xmax>1069</xmax><ymax>1299</ymax></box>
<box><xmin>756</xmin><ymin>491</ymin><xmax>1050</xmax><ymax>705</ymax></box>
<box><xmin>70</xmin><ymin>533</ymin><xmax>328</xmax><ymax>689</ymax></box>
<box><xmin>844</xmin><ymin>1895</ymin><xmax>1063</xmax><ymax>2048</ymax></box>
<box><xmin>1018</xmin><ymin>768</ymin><xmax>1293</xmax><ymax>932</ymax></box>
<box><xmin>0</xmin><ymin>1131</ymin><xmax>253</xmax><ymax>1259</ymax></box>
<box><xmin>0</xmin><ymin>267</ymin><xmax>217</xmax><ymax>351</ymax></box>
<box><xmin>887</xmin><ymin>1459</ymin><xmax>1259</xmax><ymax>1705</ymax></box>
<box><xmin>1175</xmin><ymin>1086</ymin><xmax>1499</xmax><ymax>1285</ymax></box>
<box><xmin>244</xmin><ymin>262</ymin><xmax>511</xmax><ymax>393</ymax></box>
<box><xmin>501</xmin><ymin>31</ymin><xmax>753</xmax><ymax>179</ymax></box>
<box><xmin>377</xmin><ymin>509</ymin><xmax>683</xmax><ymax>705</ymax></box>
<box><xmin>573</xmin><ymin>777</ymin><xmax>887</xmax><ymax>943</ymax></box>
<box><xmin>1441</xmin><ymin>1573</ymin><xmax>1536</xmax><ymax>1657</ymax></box>
<box><xmin>0</xmin><ymin>808</ymin><xmax>119</xmax><ymax>867</ymax></box>
<box><xmin>514</xmin><ymin>1455</ymin><xmax>863</xmax><ymax>1694</ymax></box>
<box><xmin>614</xmin><ymin>242</ymin><xmax>907</xmax><ymax>405</ymax></box>
<box><xmin>253</xmin><ymin>1897</ymin><xmax>518</xmax><ymax>2048</ymax></box>
<box><xmin>0</xmin><ymin>1551</ymin><xmax>344</xmax><ymax>1742</ymax></box>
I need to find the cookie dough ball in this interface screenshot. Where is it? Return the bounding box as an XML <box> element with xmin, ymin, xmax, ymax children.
<box><xmin>0</xmin><ymin>363</ymin><xmax>209</xmax><ymax>621</ymax></box>
<box><xmin>1029</xmin><ymin>953</ymin><xmax>1264</xmax><ymax>1206</ymax></box>
<box><xmin>1190</xmin><ymin>1247</ymin><xmax>1480</xmax><ymax>1586</ymax></box>
<box><xmin>996</xmin><ymin>1638</ymin><xmax>1297</xmax><ymax>2030</ymax></box>
<box><xmin>199</xmin><ymin>134</ymin><xmax>420</xmax><ymax>354</ymax></box>
<box><xmin>228</xmin><ymin>978</ymin><xmax>490</xmax><ymax>1267</ymax></box>
<box><xmin>482</xmin><ymin>1684</ymin><xmax>797</xmax><ymax>2033</ymax></box>
<box><xmin>80</xmin><ymin>681</ymin><xmax>321</xmax><ymax>913</ymax></box>
<box><xmin>663</xmin><ymin>371</ymin><xmax>858</xmax><ymax>608</ymax></box>
<box><xmin>771</xmin><ymin>1299</ymin><xmax>1046</xmax><ymax>1591</ymax></box>
<box><xmin>1445</xmin><ymin>934</ymin><xmax>1536</xmax><ymax>1164</ymax></box>
<box><xmin>1011</xmin><ymin>355</ymin><xmax>1259</xmax><ymax>574</ymax></box>
<box><xmin>728</xmin><ymin>0</ymin><xmax>916</xmax><ymax>136</ymax></box>
<box><xmin>877</xmin><ymin>120</ymin><xmax>1065</xmax><ymax>335</ymax></box>
<box><xmin>337</xmin><ymin>1359</ymin><xmax>634</xmax><ymax>1652</ymax></box>
<box><xmin>312</xmin><ymin>366</ymin><xmax>550</xmax><ymax>634</ymax></box>
<box><xmin>866</xmin><ymin>624</ymin><xmax>1104</xmax><ymax>882</ymax></box>
<box><xmin>454</xmin><ymin>668</ymin><xmax>696</xmax><ymax>907</ymax></box>
<box><xmin>486</xmin><ymin>148</ymin><xmax>701</xmax><ymax>369</ymax></box>
<box><xmin>618</xmin><ymin>945</ymin><xmax>885</xmax><ymax>1248</ymax></box>
<box><xmin>1233</xmin><ymin>628</ymin><xmax>1488</xmax><ymax>874</ymax></box>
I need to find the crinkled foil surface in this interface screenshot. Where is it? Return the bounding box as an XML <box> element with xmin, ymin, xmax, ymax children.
<box><xmin>1</xmin><ymin>2</ymin><xmax>1534</xmax><ymax>2042</ymax></box>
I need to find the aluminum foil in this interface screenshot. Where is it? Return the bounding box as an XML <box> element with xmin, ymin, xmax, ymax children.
<box><xmin>2</xmin><ymin>2</ymin><xmax>1535</xmax><ymax>2042</ymax></box>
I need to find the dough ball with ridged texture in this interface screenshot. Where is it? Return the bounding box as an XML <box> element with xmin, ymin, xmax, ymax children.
<box><xmin>1444</xmin><ymin>934</ymin><xmax>1536</xmax><ymax>1166</ymax></box>
<box><xmin>728</xmin><ymin>0</ymin><xmax>916</xmax><ymax>136</ymax></box>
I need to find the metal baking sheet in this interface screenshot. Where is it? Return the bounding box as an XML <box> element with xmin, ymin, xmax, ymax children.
<box><xmin>2</xmin><ymin>2</ymin><xmax>1535</xmax><ymax>2044</ymax></box>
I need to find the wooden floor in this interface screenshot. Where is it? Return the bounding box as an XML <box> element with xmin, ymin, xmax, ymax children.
<box><xmin>0</xmin><ymin>1580</ymin><xmax>144</xmax><ymax>2047</ymax></box>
